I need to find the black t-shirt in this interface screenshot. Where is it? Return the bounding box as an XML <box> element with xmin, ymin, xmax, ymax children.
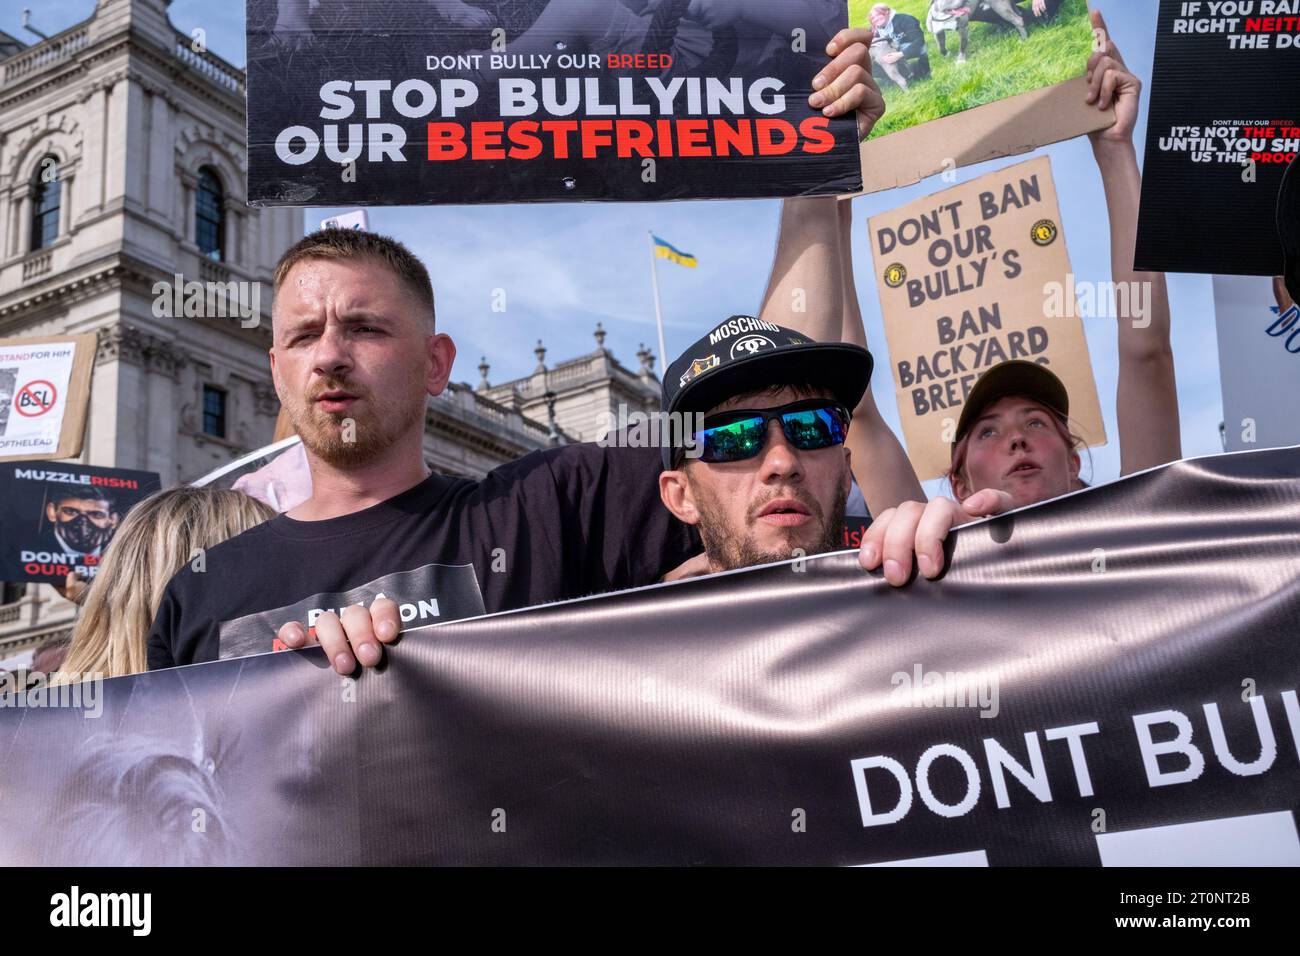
<box><xmin>146</xmin><ymin>444</ymin><xmax>698</xmax><ymax>669</ymax></box>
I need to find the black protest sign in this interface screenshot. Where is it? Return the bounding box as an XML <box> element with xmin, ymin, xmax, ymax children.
<box><xmin>245</xmin><ymin>0</ymin><xmax>863</xmax><ymax>206</ymax></box>
<box><xmin>1136</xmin><ymin>0</ymin><xmax>1300</xmax><ymax>276</ymax></box>
<box><xmin>0</xmin><ymin>463</ymin><xmax>162</xmax><ymax>585</ymax></box>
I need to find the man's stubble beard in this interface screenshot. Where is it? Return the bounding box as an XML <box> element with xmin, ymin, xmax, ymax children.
<box><xmin>688</xmin><ymin>472</ymin><xmax>849</xmax><ymax>573</ymax></box>
<box><xmin>287</xmin><ymin>378</ymin><xmax>425</xmax><ymax>467</ymax></box>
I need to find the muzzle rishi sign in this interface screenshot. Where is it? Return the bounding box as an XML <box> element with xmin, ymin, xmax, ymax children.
<box><xmin>246</xmin><ymin>0</ymin><xmax>864</xmax><ymax>205</ymax></box>
<box><xmin>0</xmin><ymin>463</ymin><xmax>162</xmax><ymax>586</ymax></box>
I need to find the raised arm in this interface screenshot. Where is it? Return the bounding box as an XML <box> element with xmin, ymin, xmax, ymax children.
<box><xmin>1087</xmin><ymin>10</ymin><xmax>1180</xmax><ymax>475</ymax></box>
<box><xmin>835</xmin><ymin>198</ymin><xmax>926</xmax><ymax>509</ymax></box>
<box><xmin>757</xmin><ymin>195</ymin><xmax>924</xmax><ymax>514</ymax></box>
<box><xmin>758</xmin><ymin>27</ymin><xmax>922</xmax><ymax>514</ymax></box>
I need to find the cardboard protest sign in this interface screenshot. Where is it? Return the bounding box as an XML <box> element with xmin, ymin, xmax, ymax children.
<box><xmin>0</xmin><ymin>462</ymin><xmax>161</xmax><ymax>586</ymax></box>
<box><xmin>246</xmin><ymin>0</ymin><xmax>863</xmax><ymax>206</ymax></box>
<box><xmin>1136</xmin><ymin>0</ymin><xmax>1300</xmax><ymax>276</ymax></box>
<box><xmin>0</xmin><ymin>334</ymin><xmax>96</xmax><ymax>463</ymax></box>
<box><xmin>868</xmin><ymin>155</ymin><xmax>1105</xmax><ymax>480</ymax></box>
<box><xmin>850</xmin><ymin>0</ymin><xmax>1111</xmax><ymax>192</ymax></box>
<box><xmin>1214</xmin><ymin>274</ymin><xmax>1300</xmax><ymax>451</ymax></box>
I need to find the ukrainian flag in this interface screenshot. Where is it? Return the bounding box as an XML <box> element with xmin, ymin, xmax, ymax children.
<box><xmin>653</xmin><ymin>235</ymin><xmax>698</xmax><ymax>269</ymax></box>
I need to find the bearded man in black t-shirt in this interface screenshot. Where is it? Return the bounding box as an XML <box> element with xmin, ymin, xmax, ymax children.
<box><xmin>146</xmin><ymin>229</ymin><xmax>697</xmax><ymax>673</ymax></box>
<box><xmin>148</xmin><ymin>25</ymin><xmax>886</xmax><ymax>676</ymax></box>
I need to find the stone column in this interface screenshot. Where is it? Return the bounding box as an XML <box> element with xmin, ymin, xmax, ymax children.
<box><xmin>76</xmin><ymin>85</ymin><xmax>107</xmax><ymax>216</ymax></box>
<box><xmin>58</xmin><ymin>173</ymin><xmax>74</xmax><ymax>236</ymax></box>
<box><xmin>16</xmin><ymin>191</ymin><xmax>32</xmax><ymax>255</ymax></box>
<box><xmin>226</xmin><ymin>198</ymin><xmax>243</xmax><ymax>267</ymax></box>
<box><xmin>123</xmin><ymin>78</ymin><xmax>148</xmax><ymax>210</ymax></box>
<box><xmin>180</xmin><ymin>171</ymin><xmax>197</xmax><ymax>249</ymax></box>
<box><xmin>147</xmin><ymin>91</ymin><xmax>172</xmax><ymax>217</ymax></box>
<box><xmin>2</xmin><ymin>190</ymin><xmax>16</xmax><ymax>258</ymax></box>
<box><xmin>104</xmin><ymin>76</ymin><xmax>130</xmax><ymax>210</ymax></box>
<box><xmin>146</xmin><ymin>344</ymin><xmax>185</xmax><ymax>480</ymax></box>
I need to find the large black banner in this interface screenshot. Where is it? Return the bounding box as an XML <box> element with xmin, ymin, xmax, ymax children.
<box><xmin>1136</xmin><ymin>0</ymin><xmax>1300</xmax><ymax>276</ymax></box>
<box><xmin>2</xmin><ymin>446</ymin><xmax>1298</xmax><ymax>866</ymax></box>
<box><xmin>246</xmin><ymin>0</ymin><xmax>863</xmax><ymax>206</ymax></box>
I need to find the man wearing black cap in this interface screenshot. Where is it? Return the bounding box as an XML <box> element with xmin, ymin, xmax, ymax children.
<box><xmin>852</xmin><ymin>358</ymin><xmax>1084</xmax><ymax>588</ymax></box>
<box><xmin>945</xmin><ymin>359</ymin><xmax>1080</xmax><ymax>505</ymax></box>
<box><xmin>657</xmin><ymin>317</ymin><xmax>873</xmax><ymax>572</ymax></box>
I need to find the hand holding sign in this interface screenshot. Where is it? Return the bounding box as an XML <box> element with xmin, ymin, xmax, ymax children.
<box><xmin>819</xmin><ymin>28</ymin><xmax>888</xmax><ymax>141</ymax></box>
<box><xmin>1086</xmin><ymin>10</ymin><xmax>1141</xmax><ymax>147</ymax></box>
<box><xmin>248</xmin><ymin>0</ymin><xmax>868</xmax><ymax>205</ymax></box>
<box><xmin>869</xmin><ymin>156</ymin><xmax>1106</xmax><ymax>481</ymax></box>
<box><xmin>0</xmin><ymin>334</ymin><xmax>95</xmax><ymax>462</ymax></box>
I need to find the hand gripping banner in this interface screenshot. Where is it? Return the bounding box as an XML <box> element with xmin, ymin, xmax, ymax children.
<box><xmin>2</xmin><ymin>446</ymin><xmax>1298</xmax><ymax>865</ymax></box>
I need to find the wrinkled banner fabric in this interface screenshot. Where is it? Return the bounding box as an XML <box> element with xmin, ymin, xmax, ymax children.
<box><xmin>3</xmin><ymin>446</ymin><xmax>1297</xmax><ymax>866</ymax></box>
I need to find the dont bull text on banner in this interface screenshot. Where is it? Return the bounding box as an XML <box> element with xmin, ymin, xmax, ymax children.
<box><xmin>1</xmin><ymin>445</ymin><xmax>1297</xmax><ymax>866</ymax></box>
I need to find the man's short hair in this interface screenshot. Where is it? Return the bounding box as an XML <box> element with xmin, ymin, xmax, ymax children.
<box><xmin>46</xmin><ymin>482</ymin><xmax>115</xmax><ymax>511</ymax></box>
<box><xmin>273</xmin><ymin>230</ymin><xmax>436</xmax><ymax>325</ymax></box>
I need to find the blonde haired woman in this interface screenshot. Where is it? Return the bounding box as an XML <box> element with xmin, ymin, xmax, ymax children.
<box><xmin>58</xmin><ymin>488</ymin><xmax>274</xmax><ymax>680</ymax></box>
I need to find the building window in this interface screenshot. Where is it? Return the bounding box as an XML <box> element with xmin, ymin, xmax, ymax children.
<box><xmin>196</xmin><ymin>167</ymin><xmax>225</xmax><ymax>261</ymax></box>
<box><xmin>30</xmin><ymin>156</ymin><xmax>61</xmax><ymax>251</ymax></box>
<box><xmin>202</xmin><ymin>385</ymin><xmax>227</xmax><ymax>438</ymax></box>
<box><xmin>1</xmin><ymin>582</ymin><xmax>26</xmax><ymax>606</ymax></box>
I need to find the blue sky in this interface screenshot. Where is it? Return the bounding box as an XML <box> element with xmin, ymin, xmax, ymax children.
<box><xmin>7</xmin><ymin>0</ymin><xmax>1220</xmax><ymax>492</ymax></box>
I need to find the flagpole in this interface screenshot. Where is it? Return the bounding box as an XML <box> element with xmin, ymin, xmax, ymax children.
<box><xmin>647</xmin><ymin>232</ymin><xmax>668</xmax><ymax>375</ymax></box>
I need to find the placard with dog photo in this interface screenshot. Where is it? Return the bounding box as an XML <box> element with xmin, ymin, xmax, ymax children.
<box><xmin>851</xmin><ymin>0</ymin><xmax>1112</xmax><ymax>191</ymax></box>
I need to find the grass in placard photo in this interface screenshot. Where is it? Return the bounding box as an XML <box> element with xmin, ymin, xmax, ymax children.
<box><xmin>850</xmin><ymin>0</ymin><xmax>1095</xmax><ymax>141</ymax></box>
